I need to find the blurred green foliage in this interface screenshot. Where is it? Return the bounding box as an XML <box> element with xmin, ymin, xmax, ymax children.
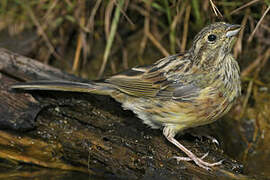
<box><xmin>0</xmin><ymin>0</ymin><xmax>268</xmax><ymax>79</ymax></box>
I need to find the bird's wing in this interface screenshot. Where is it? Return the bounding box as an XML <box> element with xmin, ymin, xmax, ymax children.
<box><xmin>106</xmin><ymin>54</ymin><xmax>209</xmax><ymax>101</ymax></box>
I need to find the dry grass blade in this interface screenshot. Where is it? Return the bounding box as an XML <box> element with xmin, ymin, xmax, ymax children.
<box><xmin>170</xmin><ymin>1</ymin><xmax>186</xmax><ymax>53</ymax></box>
<box><xmin>22</xmin><ymin>3</ymin><xmax>62</xmax><ymax>62</ymax></box>
<box><xmin>139</xmin><ymin>0</ymin><xmax>151</xmax><ymax>57</ymax></box>
<box><xmin>98</xmin><ymin>0</ymin><xmax>124</xmax><ymax>78</ymax></box>
<box><xmin>172</xmin><ymin>1</ymin><xmax>187</xmax><ymax>51</ymax></box>
<box><xmin>72</xmin><ymin>18</ymin><xmax>85</xmax><ymax>73</ymax></box>
<box><xmin>105</xmin><ymin>1</ymin><xmax>115</xmax><ymax>39</ymax></box>
<box><xmin>86</xmin><ymin>0</ymin><xmax>102</xmax><ymax>32</ymax></box>
<box><xmin>238</xmin><ymin>79</ymin><xmax>254</xmax><ymax>120</ymax></box>
<box><xmin>181</xmin><ymin>5</ymin><xmax>191</xmax><ymax>52</ymax></box>
<box><xmin>171</xmin><ymin>1</ymin><xmax>186</xmax><ymax>34</ymax></box>
<box><xmin>248</xmin><ymin>5</ymin><xmax>270</xmax><ymax>43</ymax></box>
<box><xmin>122</xmin><ymin>48</ymin><xmax>128</xmax><ymax>69</ymax></box>
<box><xmin>209</xmin><ymin>0</ymin><xmax>223</xmax><ymax>17</ymax></box>
<box><xmin>118</xmin><ymin>1</ymin><xmax>135</xmax><ymax>28</ymax></box>
<box><xmin>146</xmin><ymin>31</ymin><xmax>169</xmax><ymax>57</ymax></box>
<box><xmin>230</xmin><ymin>0</ymin><xmax>261</xmax><ymax>15</ymax></box>
<box><xmin>233</xmin><ymin>10</ymin><xmax>249</xmax><ymax>58</ymax></box>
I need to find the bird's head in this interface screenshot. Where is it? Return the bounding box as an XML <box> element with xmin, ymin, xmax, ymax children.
<box><xmin>190</xmin><ymin>22</ymin><xmax>241</xmax><ymax>66</ymax></box>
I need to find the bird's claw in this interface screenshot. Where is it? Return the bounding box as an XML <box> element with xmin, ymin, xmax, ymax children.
<box><xmin>205</xmin><ymin>135</ymin><xmax>220</xmax><ymax>146</ymax></box>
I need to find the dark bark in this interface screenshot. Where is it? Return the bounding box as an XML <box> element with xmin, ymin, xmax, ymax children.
<box><xmin>0</xmin><ymin>48</ymin><xmax>249</xmax><ymax>179</ymax></box>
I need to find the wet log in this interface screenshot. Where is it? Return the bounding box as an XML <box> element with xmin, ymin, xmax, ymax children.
<box><xmin>0</xmin><ymin>48</ymin><xmax>248</xmax><ymax>179</ymax></box>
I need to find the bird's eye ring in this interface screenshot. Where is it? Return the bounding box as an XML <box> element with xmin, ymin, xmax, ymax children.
<box><xmin>208</xmin><ymin>34</ymin><xmax>217</xmax><ymax>42</ymax></box>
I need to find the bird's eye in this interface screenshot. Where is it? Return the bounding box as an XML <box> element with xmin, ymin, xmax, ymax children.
<box><xmin>207</xmin><ymin>34</ymin><xmax>217</xmax><ymax>42</ymax></box>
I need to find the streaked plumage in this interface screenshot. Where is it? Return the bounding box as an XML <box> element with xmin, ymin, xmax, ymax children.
<box><xmin>11</xmin><ymin>22</ymin><xmax>241</xmax><ymax>170</ymax></box>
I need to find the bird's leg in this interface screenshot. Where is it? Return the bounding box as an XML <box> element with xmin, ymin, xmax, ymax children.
<box><xmin>163</xmin><ymin>126</ymin><xmax>223</xmax><ymax>170</ymax></box>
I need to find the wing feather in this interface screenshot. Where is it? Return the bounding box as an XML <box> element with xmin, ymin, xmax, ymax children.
<box><xmin>105</xmin><ymin>54</ymin><xmax>208</xmax><ymax>101</ymax></box>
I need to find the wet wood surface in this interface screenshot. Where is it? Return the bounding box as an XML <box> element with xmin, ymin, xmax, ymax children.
<box><xmin>0</xmin><ymin>48</ymin><xmax>250</xmax><ymax>179</ymax></box>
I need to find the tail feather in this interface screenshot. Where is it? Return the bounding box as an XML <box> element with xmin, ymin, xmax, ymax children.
<box><xmin>10</xmin><ymin>80</ymin><xmax>114</xmax><ymax>95</ymax></box>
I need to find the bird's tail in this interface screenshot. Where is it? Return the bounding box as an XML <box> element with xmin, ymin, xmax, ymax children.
<box><xmin>10</xmin><ymin>80</ymin><xmax>115</xmax><ymax>96</ymax></box>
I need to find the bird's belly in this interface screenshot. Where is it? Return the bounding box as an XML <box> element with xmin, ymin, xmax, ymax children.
<box><xmin>112</xmin><ymin>89</ymin><xmax>233</xmax><ymax>130</ymax></box>
<box><xmin>150</xmin><ymin>98</ymin><xmax>231</xmax><ymax>130</ymax></box>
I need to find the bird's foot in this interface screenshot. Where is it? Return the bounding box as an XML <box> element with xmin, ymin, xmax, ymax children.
<box><xmin>163</xmin><ymin>127</ymin><xmax>223</xmax><ymax>170</ymax></box>
<box><xmin>172</xmin><ymin>152</ymin><xmax>223</xmax><ymax>170</ymax></box>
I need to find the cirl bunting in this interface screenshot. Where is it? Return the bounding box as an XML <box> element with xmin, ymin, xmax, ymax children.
<box><xmin>11</xmin><ymin>22</ymin><xmax>242</xmax><ymax>170</ymax></box>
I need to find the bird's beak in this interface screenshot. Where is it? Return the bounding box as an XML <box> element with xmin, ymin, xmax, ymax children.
<box><xmin>226</xmin><ymin>24</ymin><xmax>241</xmax><ymax>38</ymax></box>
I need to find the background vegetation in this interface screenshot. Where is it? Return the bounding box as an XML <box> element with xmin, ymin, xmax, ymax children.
<box><xmin>1</xmin><ymin>0</ymin><xmax>269</xmax><ymax>79</ymax></box>
<box><xmin>0</xmin><ymin>0</ymin><xmax>269</xmax><ymax>178</ymax></box>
